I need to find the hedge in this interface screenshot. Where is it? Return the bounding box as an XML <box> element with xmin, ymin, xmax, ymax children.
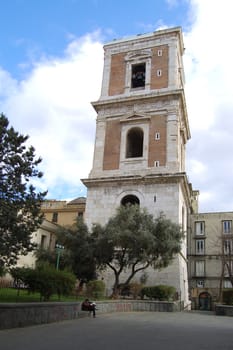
<box><xmin>141</xmin><ymin>285</ymin><xmax>176</xmax><ymax>301</ymax></box>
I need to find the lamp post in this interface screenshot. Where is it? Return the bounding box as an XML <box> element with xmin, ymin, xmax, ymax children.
<box><xmin>55</xmin><ymin>243</ymin><xmax>64</xmax><ymax>270</ymax></box>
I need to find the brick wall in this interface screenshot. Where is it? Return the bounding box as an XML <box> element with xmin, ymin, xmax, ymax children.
<box><xmin>108</xmin><ymin>44</ymin><xmax>169</xmax><ymax>97</ymax></box>
<box><xmin>151</xmin><ymin>45</ymin><xmax>169</xmax><ymax>89</ymax></box>
<box><xmin>108</xmin><ymin>53</ymin><xmax>125</xmax><ymax>96</ymax></box>
<box><xmin>148</xmin><ymin>115</ymin><xmax>167</xmax><ymax>167</ymax></box>
<box><xmin>103</xmin><ymin>120</ymin><xmax>121</xmax><ymax>170</ymax></box>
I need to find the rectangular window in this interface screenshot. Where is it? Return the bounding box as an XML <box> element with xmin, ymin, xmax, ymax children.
<box><xmin>155</xmin><ymin>132</ymin><xmax>160</xmax><ymax>140</ymax></box>
<box><xmin>52</xmin><ymin>212</ymin><xmax>58</xmax><ymax>223</ymax></box>
<box><xmin>155</xmin><ymin>161</ymin><xmax>160</xmax><ymax>167</ymax></box>
<box><xmin>131</xmin><ymin>63</ymin><xmax>146</xmax><ymax>88</ymax></box>
<box><xmin>195</xmin><ymin>221</ymin><xmax>205</xmax><ymax>235</ymax></box>
<box><xmin>195</xmin><ymin>261</ymin><xmax>205</xmax><ymax>277</ymax></box>
<box><xmin>157</xmin><ymin>69</ymin><xmax>162</xmax><ymax>77</ymax></box>
<box><xmin>158</xmin><ymin>49</ymin><xmax>163</xmax><ymax>56</ymax></box>
<box><xmin>222</xmin><ymin>220</ymin><xmax>232</xmax><ymax>234</ymax></box>
<box><xmin>224</xmin><ymin>261</ymin><xmax>233</xmax><ymax>276</ymax></box>
<box><xmin>223</xmin><ymin>239</ymin><xmax>233</xmax><ymax>254</ymax></box>
<box><xmin>224</xmin><ymin>280</ymin><xmax>233</xmax><ymax>288</ymax></box>
<box><xmin>196</xmin><ymin>239</ymin><xmax>205</xmax><ymax>255</ymax></box>
<box><xmin>196</xmin><ymin>280</ymin><xmax>205</xmax><ymax>288</ymax></box>
<box><xmin>40</xmin><ymin>235</ymin><xmax>46</xmax><ymax>249</ymax></box>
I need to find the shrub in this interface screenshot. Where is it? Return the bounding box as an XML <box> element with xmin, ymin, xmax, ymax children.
<box><xmin>28</xmin><ymin>265</ymin><xmax>56</xmax><ymax>301</ymax></box>
<box><xmin>56</xmin><ymin>270</ymin><xmax>76</xmax><ymax>298</ymax></box>
<box><xmin>86</xmin><ymin>280</ymin><xmax>105</xmax><ymax>299</ymax></box>
<box><xmin>141</xmin><ymin>285</ymin><xmax>176</xmax><ymax>301</ymax></box>
<box><xmin>129</xmin><ymin>282</ymin><xmax>143</xmax><ymax>299</ymax></box>
<box><xmin>119</xmin><ymin>283</ymin><xmax>143</xmax><ymax>299</ymax></box>
<box><xmin>10</xmin><ymin>267</ymin><xmax>30</xmax><ymax>288</ymax></box>
<box><xmin>222</xmin><ymin>289</ymin><xmax>233</xmax><ymax>305</ymax></box>
<box><xmin>10</xmin><ymin>265</ymin><xmax>76</xmax><ymax>301</ymax></box>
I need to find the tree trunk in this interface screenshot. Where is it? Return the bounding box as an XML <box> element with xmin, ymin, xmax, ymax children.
<box><xmin>111</xmin><ymin>273</ymin><xmax>120</xmax><ymax>298</ymax></box>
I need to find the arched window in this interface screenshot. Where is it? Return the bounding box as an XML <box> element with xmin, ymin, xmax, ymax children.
<box><xmin>121</xmin><ymin>195</ymin><xmax>140</xmax><ymax>206</ymax></box>
<box><xmin>126</xmin><ymin>127</ymin><xmax>143</xmax><ymax>158</ymax></box>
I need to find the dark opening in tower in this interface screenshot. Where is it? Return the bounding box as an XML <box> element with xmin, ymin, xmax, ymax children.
<box><xmin>126</xmin><ymin>127</ymin><xmax>143</xmax><ymax>158</ymax></box>
<box><xmin>121</xmin><ymin>195</ymin><xmax>140</xmax><ymax>206</ymax></box>
<box><xmin>131</xmin><ymin>63</ymin><xmax>146</xmax><ymax>88</ymax></box>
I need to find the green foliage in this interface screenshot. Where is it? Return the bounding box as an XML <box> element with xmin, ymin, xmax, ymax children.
<box><xmin>86</xmin><ymin>280</ymin><xmax>105</xmax><ymax>299</ymax></box>
<box><xmin>56</xmin><ymin>217</ymin><xmax>97</xmax><ymax>283</ymax></box>
<box><xmin>0</xmin><ymin>114</ymin><xmax>47</xmax><ymax>269</ymax></box>
<box><xmin>55</xmin><ymin>269</ymin><xmax>77</xmax><ymax>298</ymax></box>
<box><xmin>92</xmin><ymin>205</ymin><xmax>183</xmax><ymax>296</ymax></box>
<box><xmin>10</xmin><ymin>265</ymin><xmax>76</xmax><ymax>301</ymax></box>
<box><xmin>0</xmin><ymin>288</ymin><xmax>79</xmax><ymax>303</ymax></box>
<box><xmin>35</xmin><ymin>247</ymin><xmax>71</xmax><ymax>271</ymax></box>
<box><xmin>10</xmin><ymin>266</ymin><xmax>30</xmax><ymax>287</ymax></box>
<box><xmin>141</xmin><ymin>285</ymin><xmax>177</xmax><ymax>301</ymax></box>
<box><xmin>222</xmin><ymin>289</ymin><xmax>233</xmax><ymax>305</ymax></box>
<box><xmin>36</xmin><ymin>248</ymin><xmax>57</xmax><ymax>266</ymax></box>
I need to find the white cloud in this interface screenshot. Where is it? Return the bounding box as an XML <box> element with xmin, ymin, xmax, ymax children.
<box><xmin>0</xmin><ymin>32</ymin><xmax>104</xmax><ymax>199</ymax></box>
<box><xmin>0</xmin><ymin>69</ymin><xmax>18</xmax><ymax>97</ymax></box>
<box><xmin>184</xmin><ymin>0</ymin><xmax>233</xmax><ymax>212</ymax></box>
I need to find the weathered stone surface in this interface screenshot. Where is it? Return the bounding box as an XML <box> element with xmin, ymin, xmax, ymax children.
<box><xmin>0</xmin><ymin>300</ymin><xmax>183</xmax><ymax>329</ymax></box>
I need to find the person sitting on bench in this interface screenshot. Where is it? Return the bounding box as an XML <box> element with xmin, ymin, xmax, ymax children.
<box><xmin>81</xmin><ymin>298</ymin><xmax>96</xmax><ymax>318</ymax></box>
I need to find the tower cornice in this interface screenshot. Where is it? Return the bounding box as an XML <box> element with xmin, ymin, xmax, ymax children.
<box><xmin>104</xmin><ymin>27</ymin><xmax>185</xmax><ymax>56</ymax></box>
<box><xmin>92</xmin><ymin>88</ymin><xmax>190</xmax><ymax>139</ymax></box>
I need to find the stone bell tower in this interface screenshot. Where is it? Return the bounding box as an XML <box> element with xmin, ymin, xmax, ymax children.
<box><xmin>82</xmin><ymin>27</ymin><xmax>194</xmax><ymax>306</ymax></box>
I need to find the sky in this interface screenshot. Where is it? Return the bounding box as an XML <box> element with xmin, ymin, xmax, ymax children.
<box><xmin>1</xmin><ymin>0</ymin><xmax>233</xmax><ymax>213</ymax></box>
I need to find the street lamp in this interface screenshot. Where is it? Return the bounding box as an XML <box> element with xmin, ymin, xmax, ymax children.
<box><xmin>55</xmin><ymin>243</ymin><xmax>64</xmax><ymax>270</ymax></box>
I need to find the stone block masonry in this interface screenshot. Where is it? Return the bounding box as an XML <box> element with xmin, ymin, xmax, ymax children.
<box><xmin>0</xmin><ymin>300</ymin><xmax>182</xmax><ymax>329</ymax></box>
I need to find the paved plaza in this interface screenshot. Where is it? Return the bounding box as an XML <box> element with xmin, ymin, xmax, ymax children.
<box><xmin>1</xmin><ymin>311</ymin><xmax>233</xmax><ymax>350</ymax></box>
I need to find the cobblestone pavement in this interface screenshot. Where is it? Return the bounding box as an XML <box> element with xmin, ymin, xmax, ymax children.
<box><xmin>1</xmin><ymin>311</ymin><xmax>233</xmax><ymax>350</ymax></box>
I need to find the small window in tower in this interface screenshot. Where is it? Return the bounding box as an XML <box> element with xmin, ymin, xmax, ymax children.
<box><xmin>157</xmin><ymin>69</ymin><xmax>162</xmax><ymax>77</ymax></box>
<box><xmin>158</xmin><ymin>49</ymin><xmax>163</xmax><ymax>56</ymax></box>
<box><xmin>155</xmin><ymin>161</ymin><xmax>160</xmax><ymax>167</ymax></box>
<box><xmin>155</xmin><ymin>132</ymin><xmax>160</xmax><ymax>140</ymax></box>
<box><xmin>131</xmin><ymin>63</ymin><xmax>146</xmax><ymax>88</ymax></box>
<box><xmin>126</xmin><ymin>127</ymin><xmax>144</xmax><ymax>158</ymax></box>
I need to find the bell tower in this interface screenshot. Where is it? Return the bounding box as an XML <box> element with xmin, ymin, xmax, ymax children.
<box><xmin>82</xmin><ymin>27</ymin><xmax>193</xmax><ymax>306</ymax></box>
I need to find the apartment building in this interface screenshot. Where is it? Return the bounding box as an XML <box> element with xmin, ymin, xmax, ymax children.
<box><xmin>188</xmin><ymin>212</ymin><xmax>233</xmax><ymax>310</ymax></box>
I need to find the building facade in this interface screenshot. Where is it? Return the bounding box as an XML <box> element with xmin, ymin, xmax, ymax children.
<box><xmin>188</xmin><ymin>212</ymin><xmax>233</xmax><ymax>310</ymax></box>
<box><xmin>82</xmin><ymin>27</ymin><xmax>197</xmax><ymax>305</ymax></box>
<box><xmin>41</xmin><ymin>197</ymin><xmax>86</xmax><ymax>226</ymax></box>
<box><xmin>16</xmin><ymin>219</ymin><xmax>58</xmax><ymax>268</ymax></box>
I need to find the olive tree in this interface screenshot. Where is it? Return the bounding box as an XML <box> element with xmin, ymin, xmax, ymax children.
<box><xmin>92</xmin><ymin>205</ymin><xmax>183</xmax><ymax>297</ymax></box>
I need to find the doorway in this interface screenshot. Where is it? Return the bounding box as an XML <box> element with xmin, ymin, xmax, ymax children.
<box><xmin>199</xmin><ymin>292</ymin><xmax>211</xmax><ymax>311</ymax></box>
